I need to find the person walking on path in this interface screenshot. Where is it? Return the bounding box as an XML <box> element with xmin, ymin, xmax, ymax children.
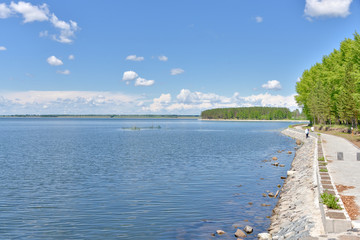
<box><xmin>305</xmin><ymin>128</ymin><xmax>309</xmax><ymax>138</ymax></box>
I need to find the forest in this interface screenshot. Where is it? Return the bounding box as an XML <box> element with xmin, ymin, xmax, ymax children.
<box><xmin>201</xmin><ymin>107</ymin><xmax>302</xmax><ymax>120</ymax></box>
<box><xmin>295</xmin><ymin>32</ymin><xmax>360</xmax><ymax>127</ymax></box>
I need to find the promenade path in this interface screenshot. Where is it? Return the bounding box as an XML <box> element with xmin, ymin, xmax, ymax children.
<box><xmin>291</xmin><ymin>127</ymin><xmax>360</xmax><ymax>239</ymax></box>
<box><xmin>321</xmin><ymin>133</ymin><xmax>360</xmax><ymax>224</ymax></box>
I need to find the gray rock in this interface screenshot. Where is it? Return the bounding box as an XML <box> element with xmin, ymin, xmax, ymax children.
<box><xmin>258</xmin><ymin>232</ymin><xmax>272</xmax><ymax>240</ymax></box>
<box><xmin>284</xmin><ymin>231</ymin><xmax>295</xmax><ymax>238</ymax></box>
<box><xmin>235</xmin><ymin>229</ymin><xmax>247</xmax><ymax>238</ymax></box>
<box><xmin>244</xmin><ymin>225</ymin><xmax>253</xmax><ymax>233</ymax></box>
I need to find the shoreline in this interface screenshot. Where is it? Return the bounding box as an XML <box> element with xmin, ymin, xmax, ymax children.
<box><xmin>267</xmin><ymin>127</ymin><xmax>324</xmax><ymax>238</ymax></box>
<box><xmin>200</xmin><ymin>119</ymin><xmax>309</xmax><ymax>122</ymax></box>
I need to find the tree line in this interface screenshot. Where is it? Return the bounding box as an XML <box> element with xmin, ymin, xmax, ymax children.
<box><xmin>296</xmin><ymin>32</ymin><xmax>360</xmax><ymax>127</ymax></box>
<box><xmin>201</xmin><ymin>107</ymin><xmax>303</xmax><ymax>120</ymax></box>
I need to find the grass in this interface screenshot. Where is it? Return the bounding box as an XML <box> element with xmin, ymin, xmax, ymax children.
<box><xmin>321</xmin><ymin>191</ymin><xmax>342</xmax><ymax>209</ymax></box>
<box><xmin>318</xmin><ymin>157</ymin><xmax>325</xmax><ymax>161</ymax></box>
<box><xmin>319</xmin><ymin>162</ymin><xmax>328</xmax><ymax>166</ymax></box>
<box><xmin>320</xmin><ymin>168</ymin><xmax>328</xmax><ymax>172</ymax></box>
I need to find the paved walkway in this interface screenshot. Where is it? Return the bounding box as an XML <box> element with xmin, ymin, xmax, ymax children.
<box><xmin>321</xmin><ymin>133</ymin><xmax>360</xmax><ymax>224</ymax></box>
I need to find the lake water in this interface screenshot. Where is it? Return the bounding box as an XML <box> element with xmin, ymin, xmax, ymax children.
<box><xmin>0</xmin><ymin>118</ymin><xmax>297</xmax><ymax>239</ymax></box>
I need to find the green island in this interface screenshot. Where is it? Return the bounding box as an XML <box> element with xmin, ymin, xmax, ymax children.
<box><xmin>201</xmin><ymin>107</ymin><xmax>306</xmax><ymax>120</ymax></box>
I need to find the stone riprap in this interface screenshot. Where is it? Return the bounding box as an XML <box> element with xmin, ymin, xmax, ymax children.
<box><xmin>269</xmin><ymin>128</ymin><xmax>324</xmax><ymax>239</ymax></box>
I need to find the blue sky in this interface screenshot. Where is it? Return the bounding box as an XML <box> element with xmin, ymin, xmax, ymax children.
<box><xmin>0</xmin><ymin>0</ymin><xmax>358</xmax><ymax>114</ymax></box>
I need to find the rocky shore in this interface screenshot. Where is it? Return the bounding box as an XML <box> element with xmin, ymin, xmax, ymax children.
<box><xmin>268</xmin><ymin>128</ymin><xmax>324</xmax><ymax>239</ymax></box>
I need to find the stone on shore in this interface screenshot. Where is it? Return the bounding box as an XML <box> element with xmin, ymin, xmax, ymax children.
<box><xmin>216</xmin><ymin>230</ymin><xmax>225</xmax><ymax>235</ymax></box>
<box><xmin>269</xmin><ymin>128</ymin><xmax>324</xmax><ymax>239</ymax></box>
<box><xmin>287</xmin><ymin>170</ymin><xmax>296</xmax><ymax>176</ymax></box>
<box><xmin>272</xmin><ymin>157</ymin><xmax>278</xmax><ymax>160</ymax></box>
<box><xmin>268</xmin><ymin>192</ymin><xmax>275</xmax><ymax>197</ymax></box>
<box><xmin>235</xmin><ymin>229</ymin><xmax>247</xmax><ymax>238</ymax></box>
<box><xmin>244</xmin><ymin>225</ymin><xmax>253</xmax><ymax>233</ymax></box>
<box><xmin>258</xmin><ymin>232</ymin><xmax>272</xmax><ymax>239</ymax></box>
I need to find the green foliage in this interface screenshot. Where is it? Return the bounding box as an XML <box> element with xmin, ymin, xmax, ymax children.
<box><xmin>296</xmin><ymin>32</ymin><xmax>360</xmax><ymax>127</ymax></box>
<box><xmin>318</xmin><ymin>157</ymin><xmax>325</xmax><ymax>161</ymax></box>
<box><xmin>200</xmin><ymin>107</ymin><xmax>300</xmax><ymax>120</ymax></box>
<box><xmin>320</xmin><ymin>191</ymin><xmax>342</xmax><ymax>209</ymax></box>
<box><xmin>319</xmin><ymin>168</ymin><xmax>328</xmax><ymax>172</ymax></box>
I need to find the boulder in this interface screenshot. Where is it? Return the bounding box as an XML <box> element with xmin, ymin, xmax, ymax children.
<box><xmin>296</xmin><ymin>139</ymin><xmax>301</xmax><ymax>145</ymax></box>
<box><xmin>287</xmin><ymin>170</ymin><xmax>296</xmax><ymax>176</ymax></box>
<box><xmin>235</xmin><ymin>229</ymin><xmax>247</xmax><ymax>238</ymax></box>
<box><xmin>268</xmin><ymin>192</ymin><xmax>275</xmax><ymax>197</ymax></box>
<box><xmin>258</xmin><ymin>232</ymin><xmax>272</xmax><ymax>240</ymax></box>
<box><xmin>244</xmin><ymin>225</ymin><xmax>253</xmax><ymax>233</ymax></box>
<box><xmin>272</xmin><ymin>157</ymin><xmax>278</xmax><ymax>160</ymax></box>
<box><xmin>262</xmin><ymin>193</ymin><xmax>267</xmax><ymax>197</ymax></box>
<box><xmin>216</xmin><ymin>230</ymin><xmax>226</xmax><ymax>235</ymax></box>
<box><xmin>288</xmin><ymin>151</ymin><xmax>292</xmax><ymax>154</ymax></box>
<box><xmin>279</xmin><ymin>164</ymin><xmax>285</xmax><ymax>167</ymax></box>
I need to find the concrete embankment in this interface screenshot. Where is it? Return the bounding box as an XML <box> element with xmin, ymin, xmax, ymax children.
<box><xmin>268</xmin><ymin>128</ymin><xmax>324</xmax><ymax>239</ymax></box>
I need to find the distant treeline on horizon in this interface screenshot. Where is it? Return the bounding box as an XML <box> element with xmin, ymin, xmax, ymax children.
<box><xmin>201</xmin><ymin>107</ymin><xmax>305</xmax><ymax>120</ymax></box>
<box><xmin>0</xmin><ymin>114</ymin><xmax>199</xmax><ymax>119</ymax></box>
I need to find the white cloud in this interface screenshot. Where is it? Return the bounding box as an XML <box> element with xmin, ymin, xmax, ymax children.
<box><xmin>305</xmin><ymin>0</ymin><xmax>353</xmax><ymax>19</ymax></box>
<box><xmin>0</xmin><ymin>89</ymin><xmax>299</xmax><ymax>115</ymax></box>
<box><xmin>10</xmin><ymin>1</ymin><xmax>49</xmax><ymax>23</ymax></box>
<box><xmin>47</xmin><ymin>56</ymin><xmax>63</xmax><ymax>66</ymax></box>
<box><xmin>0</xmin><ymin>46</ymin><xmax>6</xmax><ymax>51</ymax></box>
<box><xmin>144</xmin><ymin>89</ymin><xmax>298</xmax><ymax>114</ymax></box>
<box><xmin>1</xmin><ymin>2</ymin><xmax>79</xmax><ymax>43</ymax></box>
<box><xmin>50</xmin><ymin>14</ymin><xmax>79</xmax><ymax>43</ymax></box>
<box><xmin>39</xmin><ymin>30</ymin><xmax>48</xmax><ymax>37</ymax></box>
<box><xmin>57</xmin><ymin>69</ymin><xmax>70</xmax><ymax>75</ymax></box>
<box><xmin>122</xmin><ymin>71</ymin><xmax>138</xmax><ymax>81</ymax></box>
<box><xmin>171</xmin><ymin>68</ymin><xmax>184</xmax><ymax>75</ymax></box>
<box><xmin>0</xmin><ymin>91</ymin><xmax>143</xmax><ymax>115</ymax></box>
<box><xmin>145</xmin><ymin>93</ymin><xmax>172</xmax><ymax>112</ymax></box>
<box><xmin>68</xmin><ymin>54</ymin><xmax>75</xmax><ymax>60</ymax></box>
<box><xmin>0</xmin><ymin>3</ymin><xmax>12</xmax><ymax>18</ymax></box>
<box><xmin>135</xmin><ymin>77</ymin><xmax>154</xmax><ymax>87</ymax></box>
<box><xmin>262</xmin><ymin>80</ymin><xmax>282</xmax><ymax>90</ymax></box>
<box><xmin>255</xmin><ymin>16</ymin><xmax>263</xmax><ymax>23</ymax></box>
<box><xmin>126</xmin><ymin>55</ymin><xmax>144</xmax><ymax>61</ymax></box>
<box><xmin>158</xmin><ymin>55</ymin><xmax>168</xmax><ymax>61</ymax></box>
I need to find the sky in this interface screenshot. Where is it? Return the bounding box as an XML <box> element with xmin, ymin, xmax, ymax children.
<box><xmin>0</xmin><ymin>0</ymin><xmax>359</xmax><ymax>115</ymax></box>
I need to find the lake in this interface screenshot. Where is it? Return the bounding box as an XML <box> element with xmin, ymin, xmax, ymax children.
<box><xmin>0</xmin><ymin>118</ymin><xmax>297</xmax><ymax>239</ymax></box>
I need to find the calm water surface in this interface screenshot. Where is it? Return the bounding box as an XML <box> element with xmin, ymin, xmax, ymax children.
<box><xmin>0</xmin><ymin>119</ymin><xmax>297</xmax><ymax>239</ymax></box>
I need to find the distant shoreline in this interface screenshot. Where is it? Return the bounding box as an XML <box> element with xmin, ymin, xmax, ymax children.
<box><xmin>0</xmin><ymin>115</ymin><xmax>199</xmax><ymax>119</ymax></box>
<box><xmin>200</xmin><ymin>119</ymin><xmax>309</xmax><ymax>122</ymax></box>
<box><xmin>0</xmin><ymin>115</ymin><xmax>309</xmax><ymax>122</ymax></box>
